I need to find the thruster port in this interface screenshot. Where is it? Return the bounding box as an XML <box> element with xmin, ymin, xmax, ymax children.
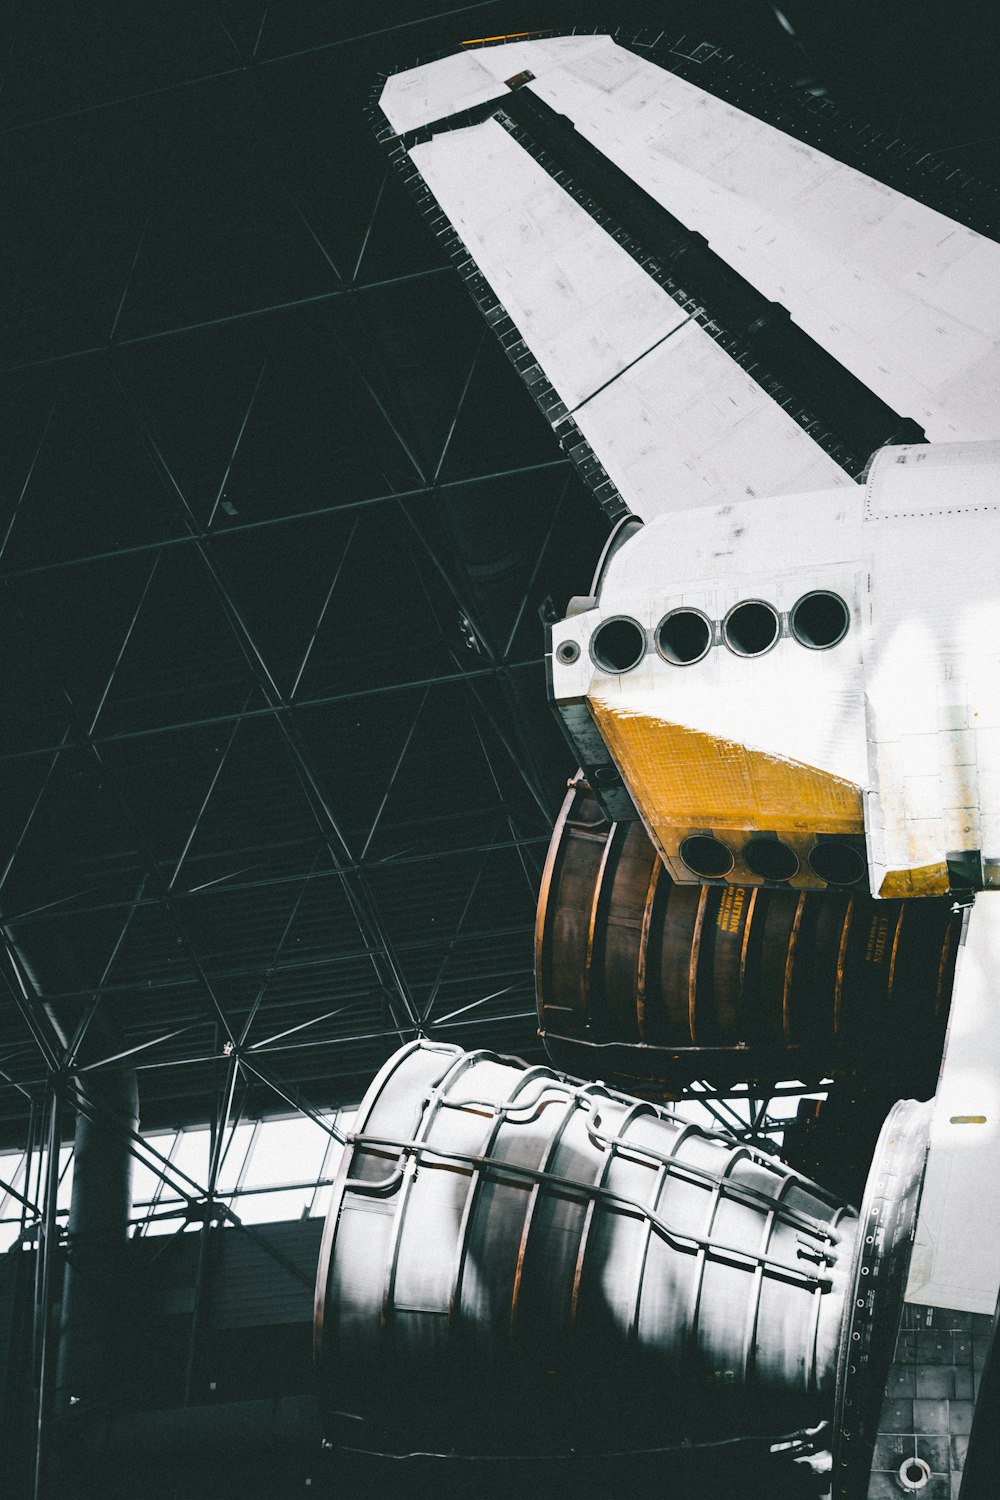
<box><xmin>590</xmin><ymin>616</ymin><xmax>647</xmax><ymax>673</ymax></box>
<box><xmin>808</xmin><ymin>841</ymin><xmax>866</xmax><ymax>886</ymax></box>
<box><xmin>680</xmin><ymin>835</ymin><xmax>735</xmax><ymax>879</ymax></box>
<box><xmin>743</xmin><ymin>837</ymin><xmax>799</xmax><ymax>882</ymax></box>
<box><xmin>723</xmin><ymin>600</ymin><xmax>780</xmax><ymax>657</ymax></box>
<box><xmin>655</xmin><ymin>608</ymin><xmax>713</xmax><ymax>665</ymax></box>
<box><xmin>790</xmin><ymin>590</ymin><xmax>850</xmax><ymax>650</ymax></box>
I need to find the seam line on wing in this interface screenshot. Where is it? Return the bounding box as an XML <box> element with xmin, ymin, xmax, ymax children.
<box><xmin>568</xmin><ymin>311</ymin><xmax>700</xmax><ymax>416</ymax></box>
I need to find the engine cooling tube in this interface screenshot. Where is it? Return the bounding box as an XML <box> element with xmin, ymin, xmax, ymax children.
<box><xmin>314</xmin><ymin>1040</ymin><xmax>859</xmax><ymax>1457</ymax></box>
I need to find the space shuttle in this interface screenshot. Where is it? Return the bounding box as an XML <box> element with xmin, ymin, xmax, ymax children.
<box><xmin>315</xmin><ymin>32</ymin><xmax>1000</xmax><ymax>1498</ymax></box>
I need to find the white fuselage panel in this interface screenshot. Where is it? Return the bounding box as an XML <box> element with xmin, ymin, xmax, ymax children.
<box><xmin>905</xmin><ymin>897</ymin><xmax>1000</xmax><ymax>1315</ymax></box>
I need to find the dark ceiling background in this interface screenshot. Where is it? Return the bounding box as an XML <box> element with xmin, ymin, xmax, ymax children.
<box><xmin>1</xmin><ymin>1</ymin><xmax>998</xmax><ymax>1148</ymax></box>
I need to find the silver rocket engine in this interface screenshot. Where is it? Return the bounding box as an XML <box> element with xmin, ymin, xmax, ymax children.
<box><xmin>314</xmin><ymin>1041</ymin><xmax>928</xmax><ymax>1484</ymax></box>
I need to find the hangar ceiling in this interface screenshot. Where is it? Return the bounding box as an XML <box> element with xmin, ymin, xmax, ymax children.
<box><xmin>1</xmin><ymin>0</ymin><xmax>998</xmax><ymax>1151</ymax></box>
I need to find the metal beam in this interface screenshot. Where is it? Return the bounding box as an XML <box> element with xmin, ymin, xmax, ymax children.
<box><xmin>501</xmin><ymin>472</ymin><xmax>572</xmax><ymax>661</ymax></box>
<box><xmin>247</xmin><ymin>997</ymin><xmax>374</xmax><ymax>1055</ymax></box>
<box><xmin>0</xmin><ymin>404</ymin><xmax>56</xmax><ymax>568</ymax></box>
<box><xmin>0</xmin><ymin>958</ymin><xmax>63</xmax><ymax>1075</ymax></box>
<box><xmin>167</xmin><ymin>696</ymin><xmax>249</xmax><ymax>892</ymax></box>
<box><xmin>63</xmin><ymin>876</ymin><xmax>149</xmax><ymax>1074</ymax></box>
<box><xmin>0</xmin><ymin>655</ymin><xmax>547</xmax><ymax>765</ymax></box>
<box><xmin>0</xmin><ymin>460</ymin><xmax>570</xmax><ymax>585</ymax></box>
<box><xmin>0</xmin><ymin>831</ymin><xmax>552</xmax><ymax>926</ymax></box>
<box><xmin>237</xmin><ymin>848</ymin><xmax>325</xmax><ymax>1050</ymax></box>
<box><xmin>102</xmin><ymin>364</ymin><xmax>425</xmax><ymax>1033</ymax></box>
<box><xmin>357</xmin><ymin>684</ymin><xmax>431</xmax><ymax>863</ymax></box>
<box><xmin>0</xmin><ymin>0</ymin><xmax>505</xmax><ymax>141</ymax></box>
<box><xmin>432</xmin><ymin>327</ymin><xmax>488</xmax><ymax>483</ymax></box>
<box><xmin>351</xmin><ymin>172</ymin><xmax>388</xmax><ymax>284</ymax></box>
<box><xmin>236</xmin><ymin>1056</ymin><xmax>347</xmax><ymax>1144</ymax></box>
<box><xmin>419</xmin><ymin>818</ymin><xmax>503</xmax><ymax>1026</ymax></box>
<box><xmin>87</xmin><ymin>740</ymin><xmax>239</xmax><ymax>1051</ymax></box>
<box><xmin>289</xmin><ymin>517</ymin><xmax>360</xmax><ymax>700</ymax></box>
<box><xmin>0</xmin><ymin>265</ymin><xmax>457</xmax><ymax>376</ymax></box>
<box><xmin>31</xmin><ymin>1088</ymin><xmax>61</xmax><ymax>1500</ymax></box>
<box><xmin>87</xmin><ymin>557</ymin><xmax>163</xmax><ymax>736</ymax></box>
<box><xmin>6</xmin><ymin>916</ymin><xmax>537</xmax><ymax>1008</ymax></box>
<box><xmin>206</xmin><ymin>362</ymin><xmax>269</xmax><ymax>530</ymax></box>
<box><xmin>0</xmin><ymin>1170</ymin><xmax>38</xmax><ymax>1218</ymax></box>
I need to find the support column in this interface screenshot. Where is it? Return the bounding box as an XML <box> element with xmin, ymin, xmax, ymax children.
<box><xmin>54</xmin><ymin>1060</ymin><xmax>138</xmax><ymax>1418</ymax></box>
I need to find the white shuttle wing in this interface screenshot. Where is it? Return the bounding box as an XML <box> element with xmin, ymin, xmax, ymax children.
<box><xmin>377</xmin><ymin>34</ymin><xmax>1000</xmax><ymax>523</ymax></box>
<box><xmin>409</xmin><ymin>121</ymin><xmax>690</xmax><ymax>413</ymax></box>
<box><xmin>407</xmin><ymin>119</ymin><xmax>849</xmax><ymax>519</ymax></box>
<box><xmin>379</xmin><ymin>34</ymin><xmax>611</xmax><ymax>133</ymax></box>
<box><xmin>378</xmin><ymin>33</ymin><xmax>1000</xmax><ymax>902</ymax></box>
<box><xmin>522</xmin><ymin>36</ymin><xmax>1000</xmax><ymax>444</ymax></box>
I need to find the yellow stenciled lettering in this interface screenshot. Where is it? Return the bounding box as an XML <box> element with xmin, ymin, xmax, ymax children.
<box><xmin>865</xmin><ymin>917</ymin><xmax>889</xmax><ymax>965</ymax></box>
<box><xmin>717</xmin><ymin>886</ymin><xmax>746</xmax><ymax>934</ymax></box>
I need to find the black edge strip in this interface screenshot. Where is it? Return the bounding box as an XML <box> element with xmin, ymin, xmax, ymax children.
<box><xmin>496</xmin><ymin>87</ymin><xmax>925</xmax><ymax>472</ymax></box>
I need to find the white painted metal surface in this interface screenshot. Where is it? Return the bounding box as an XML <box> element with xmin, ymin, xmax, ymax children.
<box><xmin>380</xmin><ymin>40</ymin><xmax>1000</xmax><ymax>894</ymax></box>
<box><xmin>522</xmin><ymin>36</ymin><xmax>1000</xmax><ymax>443</ymax></box>
<box><xmin>410</xmin><ymin>121</ymin><xmax>689</xmax><ymax>412</ymax></box>
<box><xmin>549</xmin><ymin>485</ymin><xmax>869</xmax><ymax>883</ymax></box>
<box><xmin>905</xmin><ymin>897</ymin><xmax>1000</xmax><ymax>1316</ymax></box>
<box><xmin>407</xmin><ymin>118</ymin><xmax>850</xmax><ymax>520</ymax></box>
<box><xmin>571</xmin><ymin>320</ymin><xmax>852</xmax><ymax>514</ymax></box>
<box><xmin>561</xmin><ymin>485</ymin><xmax>868</xmax><ymax>784</ymax></box>
<box><xmin>863</xmin><ymin>442</ymin><xmax>1000</xmax><ymax>895</ymax></box>
<box><xmin>379</xmin><ymin>50</ymin><xmax>507</xmax><ymax>135</ymax></box>
<box><xmin>379</xmin><ymin>34</ymin><xmax>610</xmax><ymax>134</ymax></box>
<box><xmin>549</xmin><ymin>442</ymin><xmax>1000</xmax><ymax>895</ymax></box>
<box><xmin>381</xmin><ymin>35</ymin><xmax>1000</xmax><ymax>447</ymax></box>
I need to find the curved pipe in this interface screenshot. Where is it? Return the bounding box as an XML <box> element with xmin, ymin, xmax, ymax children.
<box><xmin>316</xmin><ymin>1042</ymin><xmax>858</xmax><ymax>1456</ymax></box>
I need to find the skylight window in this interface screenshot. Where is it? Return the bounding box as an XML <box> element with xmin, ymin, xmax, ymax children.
<box><xmin>0</xmin><ymin>1109</ymin><xmax>355</xmax><ymax>1252</ymax></box>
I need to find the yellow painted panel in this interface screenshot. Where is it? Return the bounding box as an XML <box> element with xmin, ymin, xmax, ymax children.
<box><xmin>878</xmin><ymin>863</ymin><xmax>951</xmax><ymax>898</ymax></box>
<box><xmin>589</xmin><ymin>699</ymin><xmax>865</xmax><ymax>838</ymax></box>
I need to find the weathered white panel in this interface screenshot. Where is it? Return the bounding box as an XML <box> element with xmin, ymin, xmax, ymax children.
<box><xmin>552</xmin><ymin>487</ymin><xmax>869</xmax><ymax>784</ymax></box>
<box><xmin>521</xmin><ymin>36</ymin><xmax>1000</xmax><ymax>442</ymax></box>
<box><xmin>549</xmin><ymin>443</ymin><xmax>1000</xmax><ymax>895</ymax></box>
<box><xmin>905</xmin><ymin>898</ymin><xmax>1000</xmax><ymax>1315</ymax></box>
<box><xmin>865</xmin><ymin>437</ymin><xmax>1000</xmax><ymax>517</ymax></box>
<box><xmin>465</xmin><ymin>34</ymin><xmax>610</xmax><ymax>83</ymax></box>
<box><xmin>410</xmin><ymin>121</ymin><xmax>689</xmax><ymax>413</ymax></box>
<box><xmin>409</xmin><ymin>120</ymin><xmax>849</xmax><ymax>518</ymax></box>
<box><xmin>378</xmin><ymin>36</ymin><xmax>613</xmax><ymax>134</ymax></box>
<box><xmin>572</xmin><ymin>321</ymin><xmax>851</xmax><ymax>517</ymax></box>
<box><xmin>383</xmin><ymin>36</ymin><xmax>1000</xmax><ymax>440</ymax></box>
<box><xmin>937</xmin><ymin>341</ymin><xmax>1000</xmax><ymax>440</ymax></box>
<box><xmin>863</xmin><ymin>443</ymin><xmax>1000</xmax><ymax>891</ymax></box>
<box><xmin>379</xmin><ymin>51</ymin><xmax>504</xmax><ymax>135</ymax></box>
